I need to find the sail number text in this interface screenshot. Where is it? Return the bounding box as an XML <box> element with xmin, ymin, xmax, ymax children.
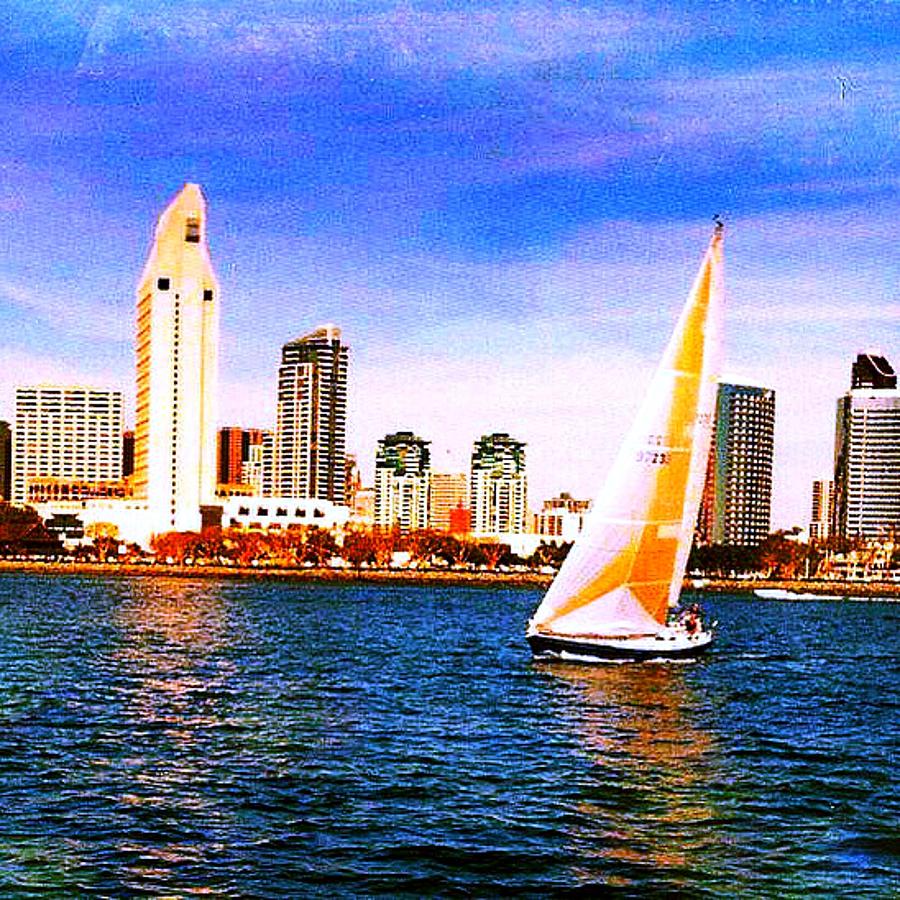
<box><xmin>637</xmin><ymin>434</ymin><xmax>671</xmax><ymax>464</ymax></box>
<box><xmin>636</xmin><ymin>450</ymin><xmax>671</xmax><ymax>465</ymax></box>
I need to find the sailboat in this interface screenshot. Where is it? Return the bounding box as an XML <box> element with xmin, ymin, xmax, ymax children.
<box><xmin>527</xmin><ymin>223</ymin><xmax>723</xmax><ymax>662</ymax></box>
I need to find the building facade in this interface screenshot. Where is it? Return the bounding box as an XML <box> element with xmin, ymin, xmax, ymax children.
<box><xmin>0</xmin><ymin>421</ymin><xmax>10</xmax><ymax>501</ymax></box>
<box><xmin>12</xmin><ymin>386</ymin><xmax>124</xmax><ymax>504</ymax></box>
<box><xmin>809</xmin><ymin>479</ymin><xmax>835</xmax><ymax>542</ymax></box>
<box><xmin>134</xmin><ymin>183</ymin><xmax>219</xmax><ymax>533</ymax></box>
<box><xmin>697</xmin><ymin>382</ymin><xmax>775</xmax><ymax>547</ymax></box>
<box><xmin>533</xmin><ymin>492</ymin><xmax>591</xmax><ymax>542</ymax></box>
<box><xmin>217</xmin><ymin>426</ymin><xmax>245</xmax><ymax>485</ymax></box>
<box><xmin>274</xmin><ymin>325</ymin><xmax>348</xmax><ymax>503</ymax></box>
<box><xmin>428</xmin><ymin>471</ymin><xmax>468</xmax><ymax>532</ymax></box>
<box><xmin>470</xmin><ymin>433</ymin><xmax>528</xmax><ymax>535</ymax></box>
<box><xmin>216</xmin><ymin>427</ymin><xmax>265</xmax><ymax>489</ymax></box>
<box><xmin>834</xmin><ymin>354</ymin><xmax>900</xmax><ymax>540</ymax></box>
<box><xmin>220</xmin><ymin>495</ymin><xmax>349</xmax><ymax>533</ymax></box>
<box><xmin>122</xmin><ymin>430</ymin><xmax>135</xmax><ymax>478</ymax></box>
<box><xmin>241</xmin><ymin>430</ymin><xmax>271</xmax><ymax>496</ymax></box>
<box><xmin>374</xmin><ymin>431</ymin><xmax>431</xmax><ymax>531</ymax></box>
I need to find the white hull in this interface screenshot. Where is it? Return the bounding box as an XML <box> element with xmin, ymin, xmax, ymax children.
<box><xmin>527</xmin><ymin>626</ymin><xmax>713</xmax><ymax>663</ymax></box>
<box><xmin>754</xmin><ymin>589</ymin><xmax>843</xmax><ymax>601</ymax></box>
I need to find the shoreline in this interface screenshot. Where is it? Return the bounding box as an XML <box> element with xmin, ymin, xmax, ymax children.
<box><xmin>0</xmin><ymin>560</ymin><xmax>899</xmax><ymax>597</ymax></box>
<box><xmin>691</xmin><ymin>577</ymin><xmax>900</xmax><ymax>599</ymax></box>
<box><xmin>0</xmin><ymin>559</ymin><xmax>552</xmax><ymax>589</ymax></box>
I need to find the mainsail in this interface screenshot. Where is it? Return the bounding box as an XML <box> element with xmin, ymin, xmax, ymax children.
<box><xmin>530</xmin><ymin>228</ymin><xmax>723</xmax><ymax>638</ymax></box>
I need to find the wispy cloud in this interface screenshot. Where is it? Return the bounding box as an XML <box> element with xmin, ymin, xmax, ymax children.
<box><xmin>74</xmin><ymin>4</ymin><xmax>679</xmax><ymax>75</ymax></box>
<box><xmin>733</xmin><ymin>300</ymin><xmax>900</xmax><ymax>326</ymax></box>
<box><xmin>0</xmin><ymin>277</ymin><xmax>131</xmax><ymax>343</ymax></box>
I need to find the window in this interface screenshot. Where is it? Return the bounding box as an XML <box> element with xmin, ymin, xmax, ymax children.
<box><xmin>157</xmin><ymin>277</ymin><xmax>170</xmax><ymax>290</ymax></box>
<box><xmin>185</xmin><ymin>217</ymin><xmax>200</xmax><ymax>242</ymax></box>
<box><xmin>203</xmin><ymin>289</ymin><xmax>214</xmax><ymax>302</ymax></box>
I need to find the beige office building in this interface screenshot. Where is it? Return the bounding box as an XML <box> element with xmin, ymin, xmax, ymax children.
<box><xmin>809</xmin><ymin>479</ymin><xmax>835</xmax><ymax>542</ymax></box>
<box><xmin>12</xmin><ymin>386</ymin><xmax>123</xmax><ymax>504</ymax></box>
<box><xmin>428</xmin><ymin>472</ymin><xmax>468</xmax><ymax>532</ymax></box>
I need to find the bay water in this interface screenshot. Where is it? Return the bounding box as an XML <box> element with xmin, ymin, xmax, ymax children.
<box><xmin>0</xmin><ymin>573</ymin><xmax>896</xmax><ymax>897</ymax></box>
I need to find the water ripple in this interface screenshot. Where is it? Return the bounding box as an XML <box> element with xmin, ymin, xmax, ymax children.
<box><xmin>0</xmin><ymin>575</ymin><xmax>896</xmax><ymax>897</ymax></box>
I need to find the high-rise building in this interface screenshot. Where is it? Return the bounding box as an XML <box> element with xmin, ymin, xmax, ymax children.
<box><xmin>122</xmin><ymin>430</ymin><xmax>135</xmax><ymax>478</ymax></box>
<box><xmin>12</xmin><ymin>386</ymin><xmax>123</xmax><ymax>503</ymax></box>
<box><xmin>274</xmin><ymin>325</ymin><xmax>348</xmax><ymax>503</ymax></box>
<box><xmin>809</xmin><ymin>479</ymin><xmax>835</xmax><ymax>542</ymax></box>
<box><xmin>345</xmin><ymin>454</ymin><xmax>362</xmax><ymax>511</ymax></box>
<box><xmin>374</xmin><ymin>431</ymin><xmax>431</xmax><ymax>531</ymax></box>
<box><xmin>834</xmin><ymin>353</ymin><xmax>900</xmax><ymax>540</ymax></box>
<box><xmin>428</xmin><ymin>472</ymin><xmax>468</xmax><ymax>532</ymax></box>
<box><xmin>241</xmin><ymin>430</ymin><xmax>272</xmax><ymax>496</ymax></box>
<box><xmin>134</xmin><ymin>183</ymin><xmax>219</xmax><ymax>533</ymax></box>
<box><xmin>470</xmin><ymin>433</ymin><xmax>528</xmax><ymax>535</ymax></box>
<box><xmin>697</xmin><ymin>382</ymin><xmax>775</xmax><ymax>547</ymax></box>
<box><xmin>851</xmin><ymin>352</ymin><xmax>897</xmax><ymax>390</ymax></box>
<box><xmin>0</xmin><ymin>421</ymin><xmax>11</xmax><ymax>501</ymax></box>
<box><xmin>217</xmin><ymin>426</ymin><xmax>246</xmax><ymax>485</ymax></box>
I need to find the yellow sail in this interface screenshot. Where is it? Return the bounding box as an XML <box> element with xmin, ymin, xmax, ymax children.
<box><xmin>530</xmin><ymin>228</ymin><xmax>723</xmax><ymax>638</ymax></box>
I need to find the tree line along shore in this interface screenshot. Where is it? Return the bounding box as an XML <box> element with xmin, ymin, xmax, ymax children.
<box><xmin>2</xmin><ymin>505</ymin><xmax>898</xmax><ymax>597</ymax></box>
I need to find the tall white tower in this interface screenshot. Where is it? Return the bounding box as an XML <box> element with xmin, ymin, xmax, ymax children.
<box><xmin>134</xmin><ymin>184</ymin><xmax>219</xmax><ymax>534</ymax></box>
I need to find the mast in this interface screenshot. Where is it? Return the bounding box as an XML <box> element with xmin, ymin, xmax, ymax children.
<box><xmin>530</xmin><ymin>227</ymin><xmax>723</xmax><ymax>638</ymax></box>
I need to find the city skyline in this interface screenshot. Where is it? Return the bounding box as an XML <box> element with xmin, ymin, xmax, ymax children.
<box><xmin>3</xmin><ymin>3</ymin><xmax>900</xmax><ymax>529</ymax></box>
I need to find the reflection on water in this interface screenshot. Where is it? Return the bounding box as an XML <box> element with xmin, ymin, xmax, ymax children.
<box><xmin>109</xmin><ymin>580</ymin><xmax>246</xmax><ymax>896</ymax></box>
<box><xmin>538</xmin><ymin>662</ymin><xmax>723</xmax><ymax>891</ymax></box>
<box><xmin>113</xmin><ymin>579</ymin><xmax>236</xmax><ymax>735</ymax></box>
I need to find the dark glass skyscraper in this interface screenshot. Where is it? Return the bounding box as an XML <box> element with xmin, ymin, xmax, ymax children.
<box><xmin>274</xmin><ymin>325</ymin><xmax>349</xmax><ymax>503</ymax></box>
<box><xmin>697</xmin><ymin>383</ymin><xmax>775</xmax><ymax>547</ymax></box>
<box><xmin>850</xmin><ymin>352</ymin><xmax>897</xmax><ymax>390</ymax></box>
<box><xmin>0</xmin><ymin>421</ymin><xmax>10</xmax><ymax>501</ymax></box>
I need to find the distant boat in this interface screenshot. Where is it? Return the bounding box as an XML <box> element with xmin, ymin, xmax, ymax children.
<box><xmin>754</xmin><ymin>588</ymin><xmax>843</xmax><ymax>601</ymax></box>
<box><xmin>527</xmin><ymin>225</ymin><xmax>723</xmax><ymax>662</ymax></box>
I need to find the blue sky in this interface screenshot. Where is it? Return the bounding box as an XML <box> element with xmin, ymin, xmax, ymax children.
<box><xmin>2</xmin><ymin>1</ymin><xmax>899</xmax><ymax>527</ymax></box>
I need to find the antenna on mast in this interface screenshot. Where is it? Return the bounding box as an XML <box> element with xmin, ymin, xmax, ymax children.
<box><xmin>713</xmin><ymin>213</ymin><xmax>725</xmax><ymax>235</ymax></box>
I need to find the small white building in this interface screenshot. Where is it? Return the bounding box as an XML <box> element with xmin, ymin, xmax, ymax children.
<box><xmin>220</xmin><ymin>496</ymin><xmax>350</xmax><ymax>531</ymax></box>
